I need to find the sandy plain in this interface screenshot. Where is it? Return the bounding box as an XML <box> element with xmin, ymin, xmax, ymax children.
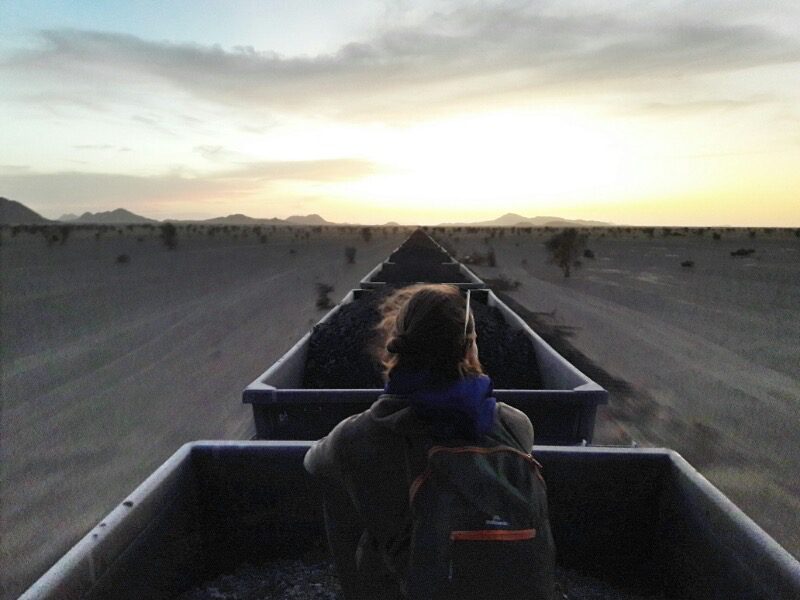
<box><xmin>441</xmin><ymin>227</ymin><xmax>800</xmax><ymax>561</ymax></box>
<box><xmin>2</xmin><ymin>224</ymin><xmax>798</xmax><ymax>598</ymax></box>
<box><xmin>0</xmin><ymin>225</ymin><xmax>407</xmax><ymax>599</ymax></box>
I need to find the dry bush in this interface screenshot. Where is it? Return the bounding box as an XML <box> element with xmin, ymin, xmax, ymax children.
<box><xmin>315</xmin><ymin>283</ymin><xmax>335</xmax><ymax>309</ymax></box>
<box><xmin>545</xmin><ymin>229</ymin><xmax>587</xmax><ymax>278</ymax></box>
<box><xmin>484</xmin><ymin>276</ymin><xmax>520</xmax><ymax>291</ymax></box>
<box><xmin>160</xmin><ymin>223</ymin><xmax>178</xmax><ymax>250</ymax></box>
<box><xmin>730</xmin><ymin>248</ymin><xmax>755</xmax><ymax>257</ymax></box>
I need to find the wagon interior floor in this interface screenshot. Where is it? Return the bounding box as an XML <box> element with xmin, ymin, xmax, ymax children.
<box><xmin>175</xmin><ymin>560</ymin><xmax>668</xmax><ymax>600</ymax></box>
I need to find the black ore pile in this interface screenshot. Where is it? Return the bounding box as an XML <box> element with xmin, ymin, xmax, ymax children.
<box><xmin>177</xmin><ymin>560</ymin><xmax>341</xmax><ymax>600</ymax></box>
<box><xmin>302</xmin><ymin>290</ymin><xmax>388</xmax><ymax>389</ymax></box>
<box><xmin>471</xmin><ymin>299</ymin><xmax>541</xmax><ymax>389</ymax></box>
<box><xmin>176</xmin><ymin>561</ymin><xmax>665</xmax><ymax>600</ymax></box>
<box><xmin>389</xmin><ymin>245</ymin><xmax>451</xmax><ymax>264</ymax></box>
<box><xmin>389</xmin><ymin>229</ymin><xmax>452</xmax><ymax>264</ymax></box>
<box><xmin>302</xmin><ymin>290</ymin><xmax>542</xmax><ymax>390</ymax></box>
<box><xmin>374</xmin><ymin>262</ymin><xmax>469</xmax><ymax>284</ymax></box>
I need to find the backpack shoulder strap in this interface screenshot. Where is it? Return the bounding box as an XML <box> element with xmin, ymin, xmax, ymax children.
<box><xmin>491</xmin><ymin>413</ymin><xmax>528</xmax><ymax>452</ymax></box>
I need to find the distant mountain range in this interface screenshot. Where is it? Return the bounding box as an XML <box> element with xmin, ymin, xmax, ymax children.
<box><xmin>0</xmin><ymin>197</ymin><xmax>51</xmax><ymax>224</ymax></box>
<box><xmin>59</xmin><ymin>208</ymin><xmax>159</xmax><ymax>224</ymax></box>
<box><xmin>2</xmin><ymin>198</ymin><xmax>613</xmax><ymax>228</ymax></box>
<box><xmin>439</xmin><ymin>213</ymin><xmax>614</xmax><ymax>227</ymax></box>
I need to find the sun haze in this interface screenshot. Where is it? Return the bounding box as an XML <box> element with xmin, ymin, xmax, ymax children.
<box><xmin>1</xmin><ymin>0</ymin><xmax>799</xmax><ymax>226</ymax></box>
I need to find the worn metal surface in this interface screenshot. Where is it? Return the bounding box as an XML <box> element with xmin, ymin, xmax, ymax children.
<box><xmin>21</xmin><ymin>443</ymin><xmax>800</xmax><ymax>600</ymax></box>
<box><xmin>244</xmin><ymin>289</ymin><xmax>607</xmax><ymax>444</ymax></box>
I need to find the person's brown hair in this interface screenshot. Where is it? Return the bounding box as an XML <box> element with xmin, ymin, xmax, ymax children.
<box><xmin>377</xmin><ymin>284</ymin><xmax>482</xmax><ymax>382</ymax></box>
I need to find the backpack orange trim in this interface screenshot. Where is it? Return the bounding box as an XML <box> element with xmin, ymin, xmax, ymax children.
<box><xmin>409</xmin><ymin>468</ymin><xmax>432</xmax><ymax>505</ymax></box>
<box><xmin>450</xmin><ymin>529</ymin><xmax>537</xmax><ymax>542</ymax></box>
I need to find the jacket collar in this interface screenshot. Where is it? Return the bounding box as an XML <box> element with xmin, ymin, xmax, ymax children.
<box><xmin>380</xmin><ymin>369</ymin><xmax>497</xmax><ymax>439</ymax></box>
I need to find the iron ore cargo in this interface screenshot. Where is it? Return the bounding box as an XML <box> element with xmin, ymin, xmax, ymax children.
<box><xmin>21</xmin><ymin>231</ymin><xmax>800</xmax><ymax>599</ymax></box>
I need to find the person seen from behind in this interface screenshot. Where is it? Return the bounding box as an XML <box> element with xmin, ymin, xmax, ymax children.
<box><xmin>304</xmin><ymin>284</ymin><xmax>556</xmax><ymax>599</ymax></box>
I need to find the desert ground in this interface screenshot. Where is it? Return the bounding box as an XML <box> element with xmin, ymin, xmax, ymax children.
<box><xmin>439</xmin><ymin>227</ymin><xmax>800</xmax><ymax>560</ymax></box>
<box><xmin>0</xmin><ymin>224</ymin><xmax>407</xmax><ymax>599</ymax></box>
<box><xmin>2</xmin><ymin>224</ymin><xmax>798</xmax><ymax>598</ymax></box>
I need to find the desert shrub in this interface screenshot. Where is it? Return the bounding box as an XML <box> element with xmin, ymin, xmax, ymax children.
<box><xmin>712</xmin><ymin>232</ymin><xmax>721</xmax><ymax>240</ymax></box>
<box><xmin>345</xmin><ymin>246</ymin><xmax>357</xmax><ymax>264</ymax></box>
<box><xmin>462</xmin><ymin>253</ymin><xmax>486</xmax><ymax>265</ymax></box>
<box><xmin>583</xmin><ymin>248</ymin><xmax>595</xmax><ymax>259</ymax></box>
<box><xmin>315</xmin><ymin>283</ymin><xmax>335</xmax><ymax>309</ymax></box>
<box><xmin>545</xmin><ymin>228</ymin><xmax>587</xmax><ymax>278</ymax></box>
<box><xmin>116</xmin><ymin>254</ymin><xmax>130</xmax><ymax>264</ymax></box>
<box><xmin>487</xmin><ymin>249</ymin><xmax>497</xmax><ymax>267</ymax></box>
<box><xmin>730</xmin><ymin>248</ymin><xmax>755</xmax><ymax>257</ymax></box>
<box><xmin>681</xmin><ymin>260</ymin><xmax>695</xmax><ymax>268</ymax></box>
<box><xmin>260</xmin><ymin>234</ymin><xmax>268</xmax><ymax>244</ymax></box>
<box><xmin>289</xmin><ymin>248</ymin><xmax>297</xmax><ymax>255</ymax></box>
<box><xmin>59</xmin><ymin>225</ymin><xmax>71</xmax><ymax>245</ymax></box>
<box><xmin>484</xmin><ymin>276</ymin><xmax>520</xmax><ymax>291</ymax></box>
<box><xmin>749</xmin><ymin>230</ymin><xmax>756</xmax><ymax>239</ymax></box>
<box><xmin>137</xmin><ymin>236</ymin><xmax>144</xmax><ymax>242</ymax></box>
<box><xmin>795</xmin><ymin>229</ymin><xmax>800</xmax><ymax>238</ymax></box>
<box><xmin>662</xmin><ymin>227</ymin><xmax>672</xmax><ymax>237</ymax></box>
<box><xmin>160</xmin><ymin>223</ymin><xmax>178</xmax><ymax>249</ymax></box>
<box><xmin>360</xmin><ymin>227</ymin><xmax>372</xmax><ymax>243</ymax></box>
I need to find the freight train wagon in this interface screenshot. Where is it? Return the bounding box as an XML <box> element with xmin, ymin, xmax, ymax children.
<box><xmin>20</xmin><ymin>442</ymin><xmax>800</xmax><ymax>599</ymax></box>
<box><xmin>19</xmin><ymin>230</ymin><xmax>800</xmax><ymax>599</ymax></box>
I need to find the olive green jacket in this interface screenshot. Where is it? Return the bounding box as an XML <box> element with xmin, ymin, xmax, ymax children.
<box><xmin>304</xmin><ymin>395</ymin><xmax>536</xmax><ymax>598</ymax></box>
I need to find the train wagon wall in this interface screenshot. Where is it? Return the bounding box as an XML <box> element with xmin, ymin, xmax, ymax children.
<box><xmin>359</xmin><ymin>260</ymin><xmax>484</xmax><ymax>289</ymax></box>
<box><xmin>243</xmin><ymin>288</ymin><xmax>607</xmax><ymax>444</ymax></box>
<box><xmin>21</xmin><ymin>443</ymin><xmax>800</xmax><ymax>600</ymax></box>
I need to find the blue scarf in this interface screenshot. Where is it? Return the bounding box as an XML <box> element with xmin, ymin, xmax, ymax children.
<box><xmin>384</xmin><ymin>369</ymin><xmax>497</xmax><ymax>439</ymax></box>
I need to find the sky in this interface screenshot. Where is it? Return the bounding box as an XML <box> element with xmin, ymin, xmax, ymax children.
<box><xmin>1</xmin><ymin>0</ymin><xmax>799</xmax><ymax>225</ymax></box>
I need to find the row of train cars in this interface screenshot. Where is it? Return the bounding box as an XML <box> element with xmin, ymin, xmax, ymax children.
<box><xmin>22</xmin><ymin>231</ymin><xmax>800</xmax><ymax>599</ymax></box>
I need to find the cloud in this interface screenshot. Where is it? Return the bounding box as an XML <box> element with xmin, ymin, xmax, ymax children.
<box><xmin>131</xmin><ymin>114</ymin><xmax>177</xmax><ymax>137</ymax></box>
<box><xmin>0</xmin><ymin>158</ymin><xmax>381</xmax><ymax>215</ymax></box>
<box><xmin>4</xmin><ymin>3</ymin><xmax>799</xmax><ymax>121</ymax></box>
<box><xmin>636</xmin><ymin>96</ymin><xmax>775</xmax><ymax>115</ymax></box>
<box><xmin>219</xmin><ymin>159</ymin><xmax>380</xmax><ymax>181</ymax></box>
<box><xmin>0</xmin><ymin>165</ymin><xmax>32</xmax><ymax>174</ymax></box>
<box><xmin>73</xmin><ymin>144</ymin><xmax>132</xmax><ymax>151</ymax></box>
<box><xmin>193</xmin><ymin>145</ymin><xmax>239</xmax><ymax>161</ymax></box>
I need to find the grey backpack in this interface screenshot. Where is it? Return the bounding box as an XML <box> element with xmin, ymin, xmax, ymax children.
<box><xmin>404</xmin><ymin>433</ymin><xmax>556</xmax><ymax>600</ymax></box>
